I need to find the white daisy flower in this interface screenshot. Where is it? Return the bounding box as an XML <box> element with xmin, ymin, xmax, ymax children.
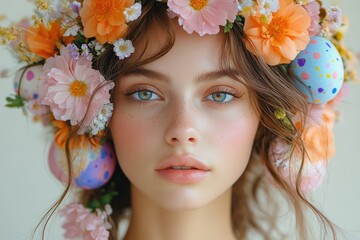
<box><xmin>124</xmin><ymin>3</ymin><xmax>142</xmax><ymax>22</ymax></box>
<box><xmin>113</xmin><ymin>39</ymin><xmax>135</xmax><ymax>60</ymax></box>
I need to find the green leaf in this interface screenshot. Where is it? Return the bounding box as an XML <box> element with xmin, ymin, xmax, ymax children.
<box><xmin>73</xmin><ymin>32</ymin><xmax>88</xmax><ymax>48</ymax></box>
<box><xmin>224</xmin><ymin>21</ymin><xmax>234</xmax><ymax>33</ymax></box>
<box><xmin>87</xmin><ymin>199</ymin><xmax>102</xmax><ymax>210</ymax></box>
<box><xmin>100</xmin><ymin>190</ymin><xmax>118</xmax><ymax>205</ymax></box>
<box><xmin>5</xmin><ymin>94</ymin><xmax>26</xmax><ymax>108</ymax></box>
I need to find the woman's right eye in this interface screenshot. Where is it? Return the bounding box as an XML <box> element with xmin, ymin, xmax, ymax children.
<box><xmin>127</xmin><ymin>89</ymin><xmax>161</xmax><ymax>101</ymax></box>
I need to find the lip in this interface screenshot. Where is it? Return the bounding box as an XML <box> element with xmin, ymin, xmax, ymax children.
<box><xmin>155</xmin><ymin>155</ymin><xmax>210</xmax><ymax>184</ymax></box>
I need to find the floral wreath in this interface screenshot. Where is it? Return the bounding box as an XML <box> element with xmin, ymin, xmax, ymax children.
<box><xmin>0</xmin><ymin>0</ymin><xmax>358</xmax><ymax>239</ymax></box>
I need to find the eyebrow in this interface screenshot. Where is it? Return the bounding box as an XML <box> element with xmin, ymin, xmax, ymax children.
<box><xmin>125</xmin><ymin>68</ymin><xmax>243</xmax><ymax>84</ymax></box>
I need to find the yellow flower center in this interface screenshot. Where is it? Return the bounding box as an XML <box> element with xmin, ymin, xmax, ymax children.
<box><xmin>32</xmin><ymin>103</ymin><xmax>40</xmax><ymax>111</ymax></box>
<box><xmin>125</xmin><ymin>8</ymin><xmax>136</xmax><ymax>16</ymax></box>
<box><xmin>69</xmin><ymin>80</ymin><xmax>88</xmax><ymax>97</ymax></box>
<box><xmin>262</xmin><ymin>16</ymin><xmax>289</xmax><ymax>40</ymax></box>
<box><xmin>190</xmin><ymin>0</ymin><xmax>208</xmax><ymax>11</ymax></box>
<box><xmin>120</xmin><ymin>44</ymin><xmax>128</xmax><ymax>52</ymax></box>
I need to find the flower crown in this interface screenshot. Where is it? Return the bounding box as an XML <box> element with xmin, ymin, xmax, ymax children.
<box><xmin>0</xmin><ymin>0</ymin><xmax>358</xmax><ymax>239</ymax></box>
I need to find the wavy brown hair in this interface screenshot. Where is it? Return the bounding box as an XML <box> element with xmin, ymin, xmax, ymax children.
<box><xmin>36</xmin><ymin>1</ymin><xmax>339</xmax><ymax>239</ymax></box>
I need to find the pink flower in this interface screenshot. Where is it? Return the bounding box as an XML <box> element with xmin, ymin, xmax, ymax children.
<box><xmin>40</xmin><ymin>46</ymin><xmax>114</xmax><ymax>134</ymax></box>
<box><xmin>303</xmin><ymin>1</ymin><xmax>321</xmax><ymax>37</ymax></box>
<box><xmin>267</xmin><ymin>137</ymin><xmax>328</xmax><ymax>193</ymax></box>
<box><xmin>167</xmin><ymin>0</ymin><xmax>238</xmax><ymax>36</ymax></box>
<box><xmin>60</xmin><ymin>203</ymin><xmax>110</xmax><ymax>240</ymax></box>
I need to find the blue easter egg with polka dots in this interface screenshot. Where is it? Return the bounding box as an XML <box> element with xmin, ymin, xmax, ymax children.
<box><xmin>289</xmin><ymin>36</ymin><xmax>344</xmax><ymax>104</ymax></box>
<box><xmin>48</xmin><ymin>140</ymin><xmax>116</xmax><ymax>190</ymax></box>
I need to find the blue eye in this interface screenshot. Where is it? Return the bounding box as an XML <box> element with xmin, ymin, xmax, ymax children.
<box><xmin>132</xmin><ymin>90</ymin><xmax>160</xmax><ymax>101</ymax></box>
<box><xmin>207</xmin><ymin>92</ymin><xmax>234</xmax><ymax>103</ymax></box>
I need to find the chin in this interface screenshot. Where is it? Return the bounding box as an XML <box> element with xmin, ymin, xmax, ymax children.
<box><xmin>143</xmin><ymin>185</ymin><xmax>231</xmax><ymax>212</ymax></box>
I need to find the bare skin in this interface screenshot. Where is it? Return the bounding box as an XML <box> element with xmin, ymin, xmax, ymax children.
<box><xmin>110</xmin><ymin>21</ymin><xmax>259</xmax><ymax>240</ymax></box>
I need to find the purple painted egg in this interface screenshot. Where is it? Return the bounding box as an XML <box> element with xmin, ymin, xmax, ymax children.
<box><xmin>13</xmin><ymin>65</ymin><xmax>43</xmax><ymax>101</ymax></box>
<box><xmin>48</xmin><ymin>140</ymin><xmax>116</xmax><ymax>189</ymax></box>
<box><xmin>289</xmin><ymin>36</ymin><xmax>344</xmax><ymax>104</ymax></box>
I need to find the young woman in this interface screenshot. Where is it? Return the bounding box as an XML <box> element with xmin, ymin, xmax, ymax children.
<box><xmin>1</xmin><ymin>0</ymin><xmax>358</xmax><ymax>239</ymax></box>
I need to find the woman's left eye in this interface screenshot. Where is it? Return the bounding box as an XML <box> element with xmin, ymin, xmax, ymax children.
<box><xmin>128</xmin><ymin>90</ymin><xmax>161</xmax><ymax>101</ymax></box>
<box><xmin>206</xmin><ymin>92</ymin><xmax>235</xmax><ymax>103</ymax></box>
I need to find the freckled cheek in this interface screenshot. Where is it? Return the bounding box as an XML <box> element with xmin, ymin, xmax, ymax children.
<box><xmin>213</xmin><ymin>118</ymin><xmax>258</xmax><ymax>164</ymax></box>
<box><xmin>110</xmin><ymin>111</ymin><xmax>159</xmax><ymax>160</ymax></box>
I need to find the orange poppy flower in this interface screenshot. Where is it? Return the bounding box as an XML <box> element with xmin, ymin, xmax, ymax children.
<box><xmin>244</xmin><ymin>0</ymin><xmax>311</xmax><ymax>65</ymax></box>
<box><xmin>25</xmin><ymin>22</ymin><xmax>74</xmax><ymax>59</ymax></box>
<box><xmin>80</xmin><ymin>0</ymin><xmax>134</xmax><ymax>44</ymax></box>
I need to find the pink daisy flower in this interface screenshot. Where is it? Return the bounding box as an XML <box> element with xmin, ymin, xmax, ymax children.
<box><xmin>167</xmin><ymin>0</ymin><xmax>238</xmax><ymax>36</ymax></box>
<box><xmin>60</xmin><ymin>203</ymin><xmax>110</xmax><ymax>240</ymax></box>
<box><xmin>40</xmin><ymin>46</ymin><xmax>114</xmax><ymax>134</ymax></box>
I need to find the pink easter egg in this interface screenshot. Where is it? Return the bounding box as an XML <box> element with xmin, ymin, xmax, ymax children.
<box><xmin>48</xmin><ymin>139</ymin><xmax>116</xmax><ymax>189</ymax></box>
<box><xmin>13</xmin><ymin>65</ymin><xmax>43</xmax><ymax>100</ymax></box>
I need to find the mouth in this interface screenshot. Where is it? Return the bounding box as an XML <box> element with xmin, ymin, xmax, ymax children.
<box><xmin>169</xmin><ymin>166</ymin><xmax>197</xmax><ymax>170</ymax></box>
<box><xmin>155</xmin><ymin>155</ymin><xmax>210</xmax><ymax>184</ymax></box>
<box><xmin>156</xmin><ymin>155</ymin><xmax>210</xmax><ymax>171</ymax></box>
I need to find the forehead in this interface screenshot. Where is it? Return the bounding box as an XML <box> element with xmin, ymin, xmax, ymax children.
<box><xmin>133</xmin><ymin>19</ymin><xmax>225</xmax><ymax>74</ymax></box>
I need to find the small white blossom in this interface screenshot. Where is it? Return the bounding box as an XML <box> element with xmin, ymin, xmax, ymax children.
<box><xmin>89</xmin><ymin>40</ymin><xmax>106</xmax><ymax>55</ymax></box>
<box><xmin>95</xmin><ymin>204</ymin><xmax>113</xmax><ymax>230</ymax></box>
<box><xmin>124</xmin><ymin>3</ymin><xmax>142</xmax><ymax>22</ymax></box>
<box><xmin>113</xmin><ymin>39</ymin><xmax>135</xmax><ymax>60</ymax></box>
<box><xmin>88</xmin><ymin>103</ymin><xmax>114</xmax><ymax>135</ymax></box>
<box><xmin>77</xmin><ymin>44</ymin><xmax>93</xmax><ymax>60</ymax></box>
<box><xmin>238</xmin><ymin>0</ymin><xmax>255</xmax><ymax>16</ymax></box>
<box><xmin>64</xmin><ymin>24</ymin><xmax>81</xmax><ymax>36</ymax></box>
<box><xmin>259</xmin><ymin>0</ymin><xmax>279</xmax><ymax>15</ymax></box>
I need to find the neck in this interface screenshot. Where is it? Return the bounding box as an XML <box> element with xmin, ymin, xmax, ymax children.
<box><xmin>123</xmin><ymin>186</ymin><xmax>236</xmax><ymax>240</ymax></box>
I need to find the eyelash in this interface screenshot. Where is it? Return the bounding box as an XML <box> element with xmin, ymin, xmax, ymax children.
<box><xmin>125</xmin><ymin>86</ymin><xmax>161</xmax><ymax>103</ymax></box>
<box><xmin>204</xmin><ymin>87</ymin><xmax>242</xmax><ymax>104</ymax></box>
<box><xmin>124</xmin><ymin>86</ymin><xmax>242</xmax><ymax>104</ymax></box>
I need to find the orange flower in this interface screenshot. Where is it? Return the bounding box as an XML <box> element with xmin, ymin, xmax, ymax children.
<box><xmin>54</xmin><ymin>120</ymin><xmax>70</xmax><ymax>149</ymax></box>
<box><xmin>244</xmin><ymin>0</ymin><xmax>311</xmax><ymax>65</ymax></box>
<box><xmin>295</xmin><ymin>122</ymin><xmax>335</xmax><ymax>163</ymax></box>
<box><xmin>53</xmin><ymin>120</ymin><xmax>104</xmax><ymax>149</ymax></box>
<box><xmin>25</xmin><ymin>22</ymin><xmax>74</xmax><ymax>59</ymax></box>
<box><xmin>80</xmin><ymin>0</ymin><xmax>134</xmax><ymax>44</ymax></box>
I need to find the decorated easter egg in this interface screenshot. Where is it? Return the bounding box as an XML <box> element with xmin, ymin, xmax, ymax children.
<box><xmin>13</xmin><ymin>65</ymin><xmax>43</xmax><ymax>101</ymax></box>
<box><xmin>289</xmin><ymin>36</ymin><xmax>344</xmax><ymax>104</ymax></box>
<box><xmin>48</xmin><ymin>139</ymin><xmax>116</xmax><ymax>189</ymax></box>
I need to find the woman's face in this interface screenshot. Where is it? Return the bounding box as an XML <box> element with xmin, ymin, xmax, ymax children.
<box><xmin>110</xmin><ymin>23</ymin><xmax>260</xmax><ymax>210</ymax></box>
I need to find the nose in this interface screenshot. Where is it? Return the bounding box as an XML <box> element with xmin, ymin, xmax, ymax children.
<box><xmin>164</xmin><ymin>102</ymin><xmax>200</xmax><ymax>146</ymax></box>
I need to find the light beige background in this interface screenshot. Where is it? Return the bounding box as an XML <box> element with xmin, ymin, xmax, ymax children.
<box><xmin>0</xmin><ymin>0</ymin><xmax>359</xmax><ymax>239</ymax></box>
